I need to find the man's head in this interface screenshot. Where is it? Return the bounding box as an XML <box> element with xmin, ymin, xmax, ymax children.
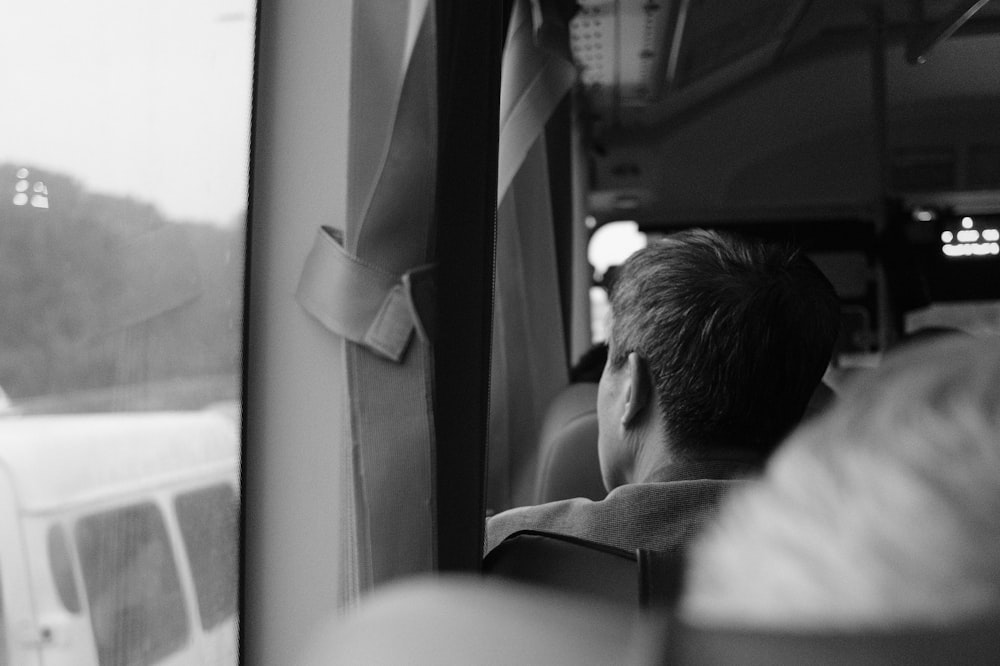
<box><xmin>597</xmin><ymin>229</ymin><xmax>839</xmax><ymax>488</ymax></box>
<box><xmin>682</xmin><ymin>335</ymin><xmax>1000</xmax><ymax>627</ymax></box>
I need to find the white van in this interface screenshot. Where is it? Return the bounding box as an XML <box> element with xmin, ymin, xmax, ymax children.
<box><xmin>0</xmin><ymin>410</ymin><xmax>239</xmax><ymax>666</ymax></box>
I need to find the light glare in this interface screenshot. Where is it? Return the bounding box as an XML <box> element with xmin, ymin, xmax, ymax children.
<box><xmin>942</xmin><ymin>242</ymin><xmax>1000</xmax><ymax>257</ymax></box>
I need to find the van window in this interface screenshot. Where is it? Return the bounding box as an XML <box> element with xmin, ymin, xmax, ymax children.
<box><xmin>47</xmin><ymin>525</ymin><xmax>81</xmax><ymax>614</ymax></box>
<box><xmin>76</xmin><ymin>503</ymin><xmax>188</xmax><ymax>666</ymax></box>
<box><xmin>175</xmin><ymin>483</ymin><xmax>239</xmax><ymax>629</ymax></box>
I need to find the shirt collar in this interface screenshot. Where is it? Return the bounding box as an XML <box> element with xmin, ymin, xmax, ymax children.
<box><xmin>646</xmin><ymin>454</ymin><xmax>765</xmax><ymax>483</ymax></box>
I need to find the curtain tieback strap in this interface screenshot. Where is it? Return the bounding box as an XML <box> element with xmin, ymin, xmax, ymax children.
<box><xmin>297</xmin><ymin>226</ymin><xmax>435</xmax><ymax>362</ymax></box>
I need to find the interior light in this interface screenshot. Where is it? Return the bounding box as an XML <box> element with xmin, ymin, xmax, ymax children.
<box><xmin>13</xmin><ymin>193</ymin><xmax>28</xmax><ymax>206</ymax></box>
<box><xmin>30</xmin><ymin>195</ymin><xmax>49</xmax><ymax>209</ymax></box>
<box><xmin>15</xmin><ymin>180</ymin><xmax>28</xmax><ymax>193</ymax></box>
<box><xmin>913</xmin><ymin>208</ymin><xmax>936</xmax><ymax>222</ymax></box>
<box><xmin>16</xmin><ymin>168</ymin><xmax>28</xmax><ymax>179</ymax></box>
<box><xmin>961</xmin><ymin>216</ymin><xmax>974</xmax><ymax>229</ymax></box>
<box><xmin>942</xmin><ymin>242</ymin><xmax>1000</xmax><ymax>257</ymax></box>
<box><xmin>983</xmin><ymin>229</ymin><xmax>999</xmax><ymax>242</ymax></box>
<box><xmin>957</xmin><ymin>229</ymin><xmax>980</xmax><ymax>243</ymax></box>
<box><xmin>941</xmin><ymin>231</ymin><xmax>954</xmax><ymax>243</ymax></box>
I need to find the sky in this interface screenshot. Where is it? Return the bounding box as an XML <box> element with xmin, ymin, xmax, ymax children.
<box><xmin>1</xmin><ymin>0</ymin><xmax>255</xmax><ymax>224</ymax></box>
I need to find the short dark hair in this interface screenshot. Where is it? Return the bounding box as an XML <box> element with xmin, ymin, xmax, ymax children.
<box><xmin>608</xmin><ymin>229</ymin><xmax>839</xmax><ymax>456</ymax></box>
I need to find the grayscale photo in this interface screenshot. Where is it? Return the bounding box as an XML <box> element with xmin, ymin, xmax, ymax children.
<box><xmin>4</xmin><ymin>1</ymin><xmax>999</xmax><ymax>664</ymax></box>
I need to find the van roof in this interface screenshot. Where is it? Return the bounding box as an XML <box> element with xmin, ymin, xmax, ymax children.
<box><xmin>0</xmin><ymin>410</ymin><xmax>239</xmax><ymax>513</ymax></box>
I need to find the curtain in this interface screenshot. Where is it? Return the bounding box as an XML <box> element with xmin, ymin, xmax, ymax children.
<box><xmin>489</xmin><ymin>0</ymin><xmax>577</xmax><ymax>510</ymax></box>
<box><xmin>296</xmin><ymin>0</ymin><xmax>438</xmax><ymax>607</ymax></box>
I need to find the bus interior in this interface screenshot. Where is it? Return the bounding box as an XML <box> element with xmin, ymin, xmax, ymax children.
<box><xmin>248</xmin><ymin>0</ymin><xmax>1000</xmax><ymax>662</ymax></box>
<box><xmin>3</xmin><ymin>0</ymin><xmax>1000</xmax><ymax>663</ymax></box>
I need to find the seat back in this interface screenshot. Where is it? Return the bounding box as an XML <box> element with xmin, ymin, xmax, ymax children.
<box><xmin>532</xmin><ymin>383</ymin><xmax>606</xmax><ymax>503</ymax></box>
<box><xmin>483</xmin><ymin>530</ymin><xmax>690</xmax><ymax>613</ymax></box>
<box><xmin>637</xmin><ymin>548</ymin><xmax>686</xmax><ymax>610</ymax></box>
<box><xmin>482</xmin><ymin>530</ymin><xmax>638</xmax><ymax>606</ymax></box>
<box><xmin>300</xmin><ymin>575</ymin><xmax>665</xmax><ymax>666</ymax></box>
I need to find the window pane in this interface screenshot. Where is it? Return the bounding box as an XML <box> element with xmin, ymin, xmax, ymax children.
<box><xmin>175</xmin><ymin>484</ymin><xmax>239</xmax><ymax>629</ymax></box>
<box><xmin>0</xmin><ymin>2</ymin><xmax>250</xmax><ymax>664</ymax></box>
<box><xmin>76</xmin><ymin>503</ymin><xmax>189</xmax><ymax>666</ymax></box>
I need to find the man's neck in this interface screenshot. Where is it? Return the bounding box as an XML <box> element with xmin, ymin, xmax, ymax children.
<box><xmin>623</xmin><ymin>427</ymin><xmax>766</xmax><ymax>485</ymax></box>
<box><xmin>625</xmin><ymin>425</ymin><xmax>674</xmax><ymax>485</ymax></box>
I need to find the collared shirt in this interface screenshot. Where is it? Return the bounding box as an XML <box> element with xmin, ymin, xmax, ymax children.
<box><xmin>485</xmin><ymin>458</ymin><xmax>761</xmax><ymax>555</ymax></box>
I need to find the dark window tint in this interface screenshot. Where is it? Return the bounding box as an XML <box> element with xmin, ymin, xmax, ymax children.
<box><xmin>174</xmin><ymin>484</ymin><xmax>238</xmax><ymax>629</ymax></box>
<box><xmin>47</xmin><ymin>526</ymin><xmax>81</xmax><ymax>613</ymax></box>
<box><xmin>76</xmin><ymin>503</ymin><xmax>187</xmax><ymax>666</ymax></box>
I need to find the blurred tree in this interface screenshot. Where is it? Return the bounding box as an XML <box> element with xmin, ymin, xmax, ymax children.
<box><xmin>0</xmin><ymin>163</ymin><xmax>243</xmax><ymax>409</ymax></box>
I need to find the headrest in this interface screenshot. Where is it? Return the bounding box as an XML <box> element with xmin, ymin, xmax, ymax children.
<box><xmin>533</xmin><ymin>383</ymin><xmax>605</xmax><ymax>503</ymax></box>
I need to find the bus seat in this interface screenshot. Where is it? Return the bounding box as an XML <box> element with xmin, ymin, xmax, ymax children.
<box><xmin>298</xmin><ymin>575</ymin><xmax>665</xmax><ymax>666</ymax></box>
<box><xmin>667</xmin><ymin>612</ymin><xmax>1000</xmax><ymax>665</ymax></box>
<box><xmin>637</xmin><ymin>548</ymin><xmax>686</xmax><ymax>610</ymax></box>
<box><xmin>483</xmin><ymin>529</ymin><xmax>689</xmax><ymax>613</ymax></box>
<box><xmin>483</xmin><ymin>530</ymin><xmax>638</xmax><ymax>606</ymax></box>
<box><xmin>532</xmin><ymin>383</ymin><xmax>606</xmax><ymax>503</ymax></box>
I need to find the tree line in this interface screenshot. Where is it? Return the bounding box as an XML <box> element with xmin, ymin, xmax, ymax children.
<box><xmin>1</xmin><ymin>163</ymin><xmax>244</xmax><ymax>410</ymax></box>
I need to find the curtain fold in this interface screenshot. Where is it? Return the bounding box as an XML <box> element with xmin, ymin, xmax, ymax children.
<box><xmin>296</xmin><ymin>0</ymin><xmax>438</xmax><ymax>607</ymax></box>
<box><xmin>489</xmin><ymin>0</ymin><xmax>576</xmax><ymax>510</ymax></box>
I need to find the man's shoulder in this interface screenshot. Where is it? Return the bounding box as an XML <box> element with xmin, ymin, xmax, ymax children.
<box><xmin>485</xmin><ymin>479</ymin><xmax>750</xmax><ymax>555</ymax></box>
<box><xmin>486</xmin><ymin>496</ymin><xmax>604</xmax><ymax>553</ymax></box>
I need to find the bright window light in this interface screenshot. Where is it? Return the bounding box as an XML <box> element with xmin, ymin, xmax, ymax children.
<box><xmin>588</xmin><ymin>220</ymin><xmax>647</xmax><ymax>281</ymax></box>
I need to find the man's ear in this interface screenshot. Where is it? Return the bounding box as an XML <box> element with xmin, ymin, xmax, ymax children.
<box><xmin>621</xmin><ymin>352</ymin><xmax>652</xmax><ymax>427</ymax></box>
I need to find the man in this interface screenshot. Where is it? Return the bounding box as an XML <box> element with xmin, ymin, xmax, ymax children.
<box><xmin>682</xmin><ymin>334</ymin><xmax>1000</xmax><ymax>628</ymax></box>
<box><xmin>486</xmin><ymin>229</ymin><xmax>840</xmax><ymax>554</ymax></box>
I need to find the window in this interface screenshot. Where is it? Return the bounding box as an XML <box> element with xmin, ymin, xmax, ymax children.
<box><xmin>47</xmin><ymin>525</ymin><xmax>81</xmax><ymax>614</ymax></box>
<box><xmin>76</xmin><ymin>504</ymin><xmax>188</xmax><ymax>666</ymax></box>
<box><xmin>587</xmin><ymin>221</ymin><xmax>647</xmax><ymax>342</ymax></box>
<box><xmin>1</xmin><ymin>2</ymin><xmax>251</xmax><ymax>664</ymax></box>
<box><xmin>175</xmin><ymin>484</ymin><xmax>239</xmax><ymax>629</ymax></box>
